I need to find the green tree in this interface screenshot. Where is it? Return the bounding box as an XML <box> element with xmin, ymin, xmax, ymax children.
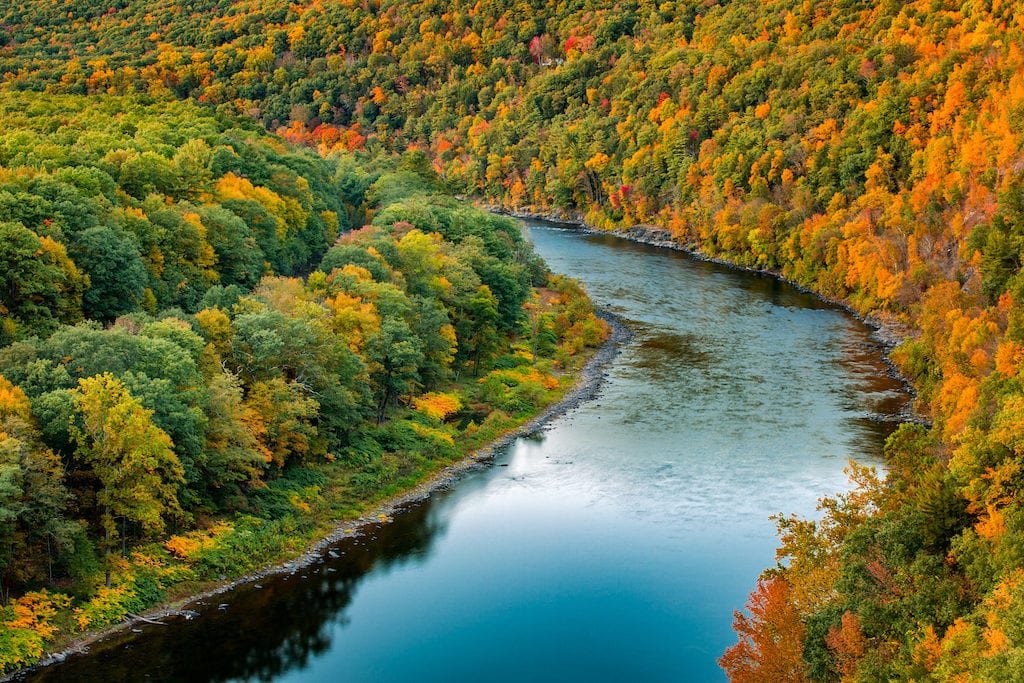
<box><xmin>196</xmin><ymin>205</ymin><xmax>265</xmax><ymax>289</ymax></box>
<box><xmin>368</xmin><ymin>317</ymin><xmax>424</xmax><ymax>423</ymax></box>
<box><xmin>459</xmin><ymin>284</ymin><xmax>500</xmax><ymax>375</ymax></box>
<box><xmin>0</xmin><ymin>377</ymin><xmax>72</xmax><ymax>600</ymax></box>
<box><xmin>70</xmin><ymin>374</ymin><xmax>183</xmax><ymax>587</ymax></box>
<box><xmin>0</xmin><ymin>222</ymin><xmax>85</xmax><ymax>337</ymax></box>
<box><xmin>69</xmin><ymin>226</ymin><xmax>147</xmax><ymax>321</ymax></box>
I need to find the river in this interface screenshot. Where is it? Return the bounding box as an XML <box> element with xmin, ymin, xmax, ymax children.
<box><xmin>24</xmin><ymin>221</ymin><xmax>908</xmax><ymax>682</ymax></box>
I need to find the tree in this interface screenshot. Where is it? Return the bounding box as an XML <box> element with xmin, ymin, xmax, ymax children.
<box><xmin>719</xmin><ymin>577</ymin><xmax>809</xmax><ymax>683</ymax></box>
<box><xmin>458</xmin><ymin>284</ymin><xmax>500</xmax><ymax>375</ymax></box>
<box><xmin>0</xmin><ymin>377</ymin><xmax>72</xmax><ymax>600</ymax></box>
<box><xmin>70</xmin><ymin>374</ymin><xmax>183</xmax><ymax>587</ymax></box>
<box><xmin>195</xmin><ymin>205</ymin><xmax>265</xmax><ymax>290</ymax></box>
<box><xmin>242</xmin><ymin>377</ymin><xmax>320</xmax><ymax>469</ymax></box>
<box><xmin>69</xmin><ymin>226</ymin><xmax>147</xmax><ymax>321</ymax></box>
<box><xmin>0</xmin><ymin>222</ymin><xmax>85</xmax><ymax>337</ymax></box>
<box><xmin>368</xmin><ymin>317</ymin><xmax>424</xmax><ymax>424</ymax></box>
<box><xmin>199</xmin><ymin>371</ymin><xmax>266</xmax><ymax>506</ymax></box>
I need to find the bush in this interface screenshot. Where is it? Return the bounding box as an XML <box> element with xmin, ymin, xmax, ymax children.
<box><xmin>0</xmin><ymin>591</ymin><xmax>72</xmax><ymax>673</ymax></box>
<box><xmin>349</xmin><ymin>454</ymin><xmax>401</xmax><ymax>498</ymax></box>
<box><xmin>251</xmin><ymin>467</ymin><xmax>327</xmax><ymax>520</ymax></box>
<box><xmin>192</xmin><ymin>516</ymin><xmax>290</xmax><ymax>579</ymax></box>
<box><xmin>74</xmin><ymin>584</ymin><xmax>145</xmax><ymax>632</ymax></box>
<box><xmin>491</xmin><ymin>354</ymin><xmax>530</xmax><ymax>370</ymax></box>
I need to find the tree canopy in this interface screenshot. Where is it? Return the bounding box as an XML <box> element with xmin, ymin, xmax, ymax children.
<box><xmin>2</xmin><ymin>0</ymin><xmax>1024</xmax><ymax>677</ymax></box>
<box><xmin>0</xmin><ymin>93</ymin><xmax>607</xmax><ymax>672</ymax></box>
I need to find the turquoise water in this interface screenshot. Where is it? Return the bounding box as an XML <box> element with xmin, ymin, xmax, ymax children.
<box><xmin>25</xmin><ymin>222</ymin><xmax>907</xmax><ymax>682</ymax></box>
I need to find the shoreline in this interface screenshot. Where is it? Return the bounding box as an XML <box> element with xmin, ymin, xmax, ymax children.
<box><xmin>12</xmin><ymin>206</ymin><xmax>919</xmax><ymax>679</ymax></box>
<box><xmin>9</xmin><ymin>310</ymin><xmax>633</xmax><ymax>681</ymax></box>
<box><xmin>498</xmin><ymin>205</ymin><xmax>925</xmax><ymax>425</ymax></box>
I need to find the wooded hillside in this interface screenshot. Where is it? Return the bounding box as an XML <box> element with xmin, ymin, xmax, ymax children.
<box><xmin>3</xmin><ymin>0</ymin><xmax>1024</xmax><ymax>677</ymax></box>
<box><xmin>0</xmin><ymin>93</ymin><xmax>606</xmax><ymax>672</ymax></box>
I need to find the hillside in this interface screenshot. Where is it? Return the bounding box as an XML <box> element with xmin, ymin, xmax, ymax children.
<box><xmin>0</xmin><ymin>93</ymin><xmax>607</xmax><ymax>672</ymax></box>
<box><xmin>3</xmin><ymin>0</ymin><xmax>1024</xmax><ymax>678</ymax></box>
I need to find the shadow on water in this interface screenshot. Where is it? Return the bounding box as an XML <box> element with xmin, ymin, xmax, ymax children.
<box><xmin>630</xmin><ymin>329</ymin><xmax>715</xmax><ymax>370</ymax></box>
<box><xmin>578</xmin><ymin>231</ymin><xmax>832</xmax><ymax>312</ymax></box>
<box><xmin>22</xmin><ymin>496</ymin><xmax>452</xmax><ymax>683</ymax></box>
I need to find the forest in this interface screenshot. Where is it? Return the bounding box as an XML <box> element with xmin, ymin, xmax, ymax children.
<box><xmin>0</xmin><ymin>93</ymin><xmax>607</xmax><ymax>671</ymax></box>
<box><xmin>2</xmin><ymin>0</ymin><xmax>1024</xmax><ymax>678</ymax></box>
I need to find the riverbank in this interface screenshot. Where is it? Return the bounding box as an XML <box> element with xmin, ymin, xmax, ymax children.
<box><xmin>496</xmin><ymin>205</ymin><xmax>924</xmax><ymax>425</ymax></box>
<box><xmin>7</xmin><ymin>310</ymin><xmax>632</xmax><ymax>682</ymax></box>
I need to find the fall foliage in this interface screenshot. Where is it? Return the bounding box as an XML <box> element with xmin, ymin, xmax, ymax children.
<box><xmin>719</xmin><ymin>577</ymin><xmax>809</xmax><ymax>683</ymax></box>
<box><xmin>0</xmin><ymin>0</ymin><xmax>1023</xmax><ymax>678</ymax></box>
<box><xmin>0</xmin><ymin>96</ymin><xmax>607</xmax><ymax>672</ymax></box>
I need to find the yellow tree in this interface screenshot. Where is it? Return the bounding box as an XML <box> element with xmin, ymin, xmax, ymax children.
<box><xmin>70</xmin><ymin>374</ymin><xmax>183</xmax><ymax>587</ymax></box>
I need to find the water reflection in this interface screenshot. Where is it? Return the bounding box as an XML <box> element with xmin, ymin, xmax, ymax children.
<box><xmin>25</xmin><ymin>501</ymin><xmax>451</xmax><ymax>682</ymax></box>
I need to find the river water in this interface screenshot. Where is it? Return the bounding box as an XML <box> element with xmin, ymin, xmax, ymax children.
<box><xmin>25</xmin><ymin>221</ymin><xmax>908</xmax><ymax>682</ymax></box>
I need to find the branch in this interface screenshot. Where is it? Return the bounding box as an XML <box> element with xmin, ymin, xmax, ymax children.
<box><xmin>125</xmin><ymin>612</ymin><xmax>166</xmax><ymax>626</ymax></box>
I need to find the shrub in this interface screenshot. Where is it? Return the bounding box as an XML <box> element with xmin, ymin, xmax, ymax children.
<box><xmin>0</xmin><ymin>591</ymin><xmax>72</xmax><ymax>673</ymax></box>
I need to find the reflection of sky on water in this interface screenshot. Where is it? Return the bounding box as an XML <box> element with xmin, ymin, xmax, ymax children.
<box><xmin>27</xmin><ymin>222</ymin><xmax>908</xmax><ymax>683</ymax></box>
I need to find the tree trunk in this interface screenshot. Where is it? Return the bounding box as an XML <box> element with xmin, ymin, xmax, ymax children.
<box><xmin>376</xmin><ymin>368</ymin><xmax>392</xmax><ymax>424</ymax></box>
<box><xmin>104</xmin><ymin>507</ymin><xmax>112</xmax><ymax>588</ymax></box>
<box><xmin>377</xmin><ymin>389</ymin><xmax>391</xmax><ymax>424</ymax></box>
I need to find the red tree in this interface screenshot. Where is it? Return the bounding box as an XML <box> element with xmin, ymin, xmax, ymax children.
<box><xmin>719</xmin><ymin>577</ymin><xmax>809</xmax><ymax>682</ymax></box>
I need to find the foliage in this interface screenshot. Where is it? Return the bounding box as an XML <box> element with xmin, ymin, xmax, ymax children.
<box><xmin>0</xmin><ymin>222</ymin><xmax>85</xmax><ymax>338</ymax></box>
<box><xmin>413</xmin><ymin>392</ymin><xmax>463</xmax><ymax>422</ymax></box>
<box><xmin>0</xmin><ymin>591</ymin><xmax>72</xmax><ymax>674</ymax></box>
<box><xmin>719</xmin><ymin>577</ymin><xmax>808</xmax><ymax>683</ymax></box>
<box><xmin>28</xmin><ymin>0</ymin><xmax>1024</xmax><ymax>676</ymax></box>
<box><xmin>0</xmin><ymin>91</ymin><xmax>607</xmax><ymax>671</ymax></box>
<box><xmin>73</xmin><ymin>583</ymin><xmax>146</xmax><ymax>632</ymax></box>
<box><xmin>70</xmin><ymin>374</ymin><xmax>184</xmax><ymax>538</ymax></box>
<box><xmin>0</xmin><ymin>93</ymin><xmax>350</xmax><ymax>333</ymax></box>
<box><xmin>0</xmin><ymin>376</ymin><xmax>74</xmax><ymax>603</ymax></box>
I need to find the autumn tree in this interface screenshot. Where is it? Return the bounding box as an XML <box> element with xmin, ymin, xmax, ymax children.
<box><xmin>719</xmin><ymin>577</ymin><xmax>809</xmax><ymax>682</ymax></box>
<box><xmin>70</xmin><ymin>374</ymin><xmax>183</xmax><ymax>586</ymax></box>
<box><xmin>0</xmin><ymin>222</ymin><xmax>85</xmax><ymax>338</ymax></box>
<box><xmin>0</xmin><ymin>377</ymin><xmax>72</xmax><ymax>601</ymax></box>
<box><xmin>242</xmin><ymin>377</ymin><xmax>320</xmax><ymax>470</ymax></box>
<box><xmin>199</xmin><ymin>371</ymin><xmax>266</xmax><ymax>505</ymax></box>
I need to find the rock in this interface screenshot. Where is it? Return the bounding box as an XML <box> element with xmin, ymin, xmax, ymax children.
<box><xmin>180</xmin><ymin>610</ymin><xmax>200</xmax><ymax>621</ymax></box>
<box><xmin>327</xmin><ymin>550</ymin><xmax>339</xmax><ymax>559</ymax></box>
<box><xmin>217</xmin><ymin>603</ymin><xmax>229</xmax><ymax>610</ymax></box>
